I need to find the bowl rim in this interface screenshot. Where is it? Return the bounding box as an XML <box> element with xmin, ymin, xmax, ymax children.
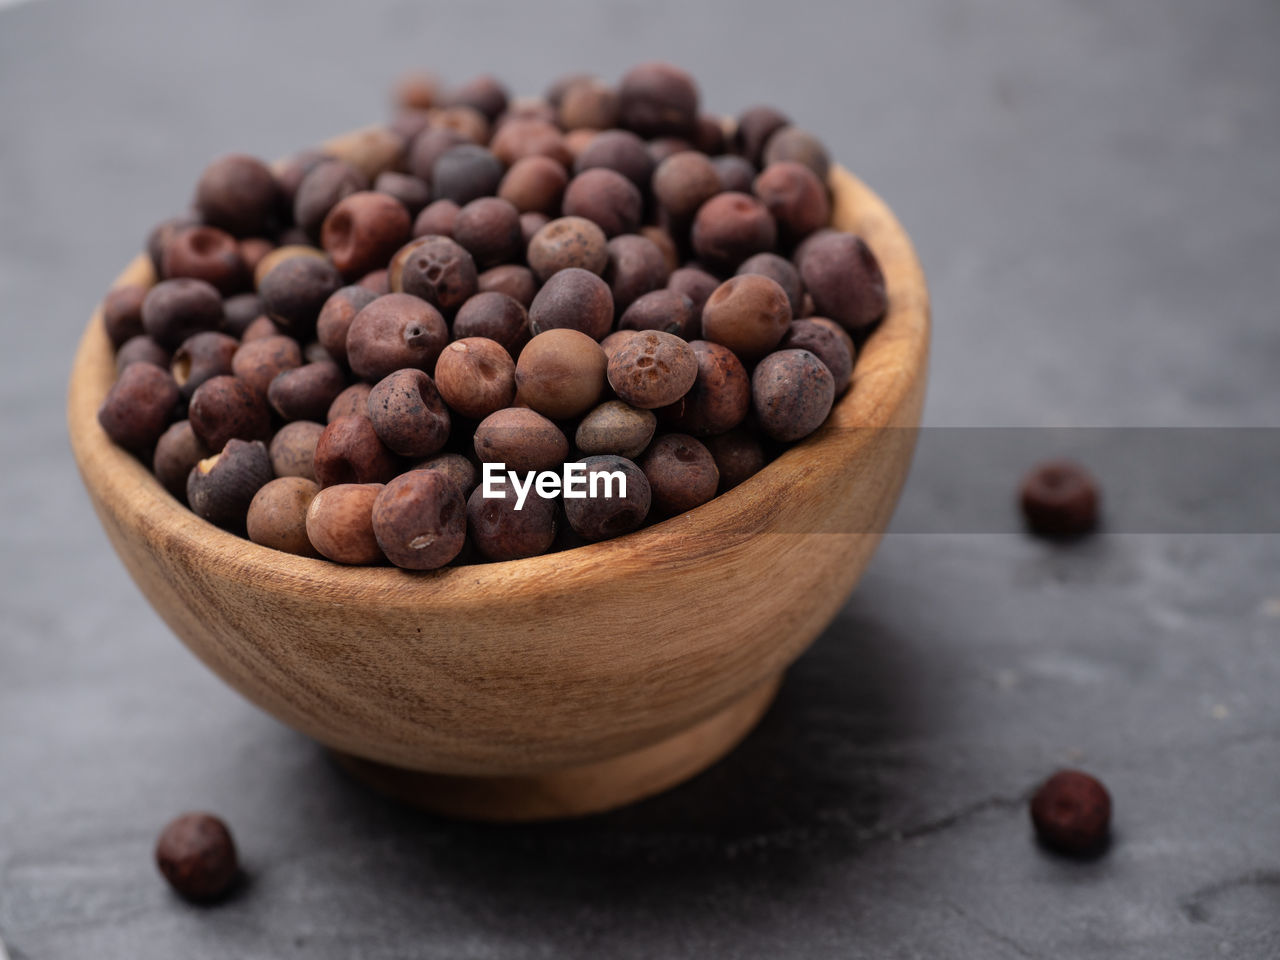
<box><xmin>67</xmin><ymin>159</ymin><xmax>930</xmax><ymax>607</ymax></box>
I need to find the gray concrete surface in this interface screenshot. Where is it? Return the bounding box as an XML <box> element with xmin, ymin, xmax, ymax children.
<box><xmin>2</xmin><ymin>0</ymin><xmax>1279</xmax><ymax>956</ymax></box>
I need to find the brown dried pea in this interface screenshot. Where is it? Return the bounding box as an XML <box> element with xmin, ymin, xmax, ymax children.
<box><xmin>575</xmin><ymin>401</ymin><xmax>657</xmax><ymax>459</ymax></box>
<box><xmin>476</xmin><ymin>265</ymin><xmax>538</xmax><ymax>310</ymax></box>
<box><xmin>639</xmin><ymin>433</ymin><xmax>720</xmax><ymax>516</ymax></box>
<box><xmin>514</xmin><ymin>329</ymin><xmax>608</xmax><ymax>420</ymax></box>
<box><xmin>316</xmin><ymin>285</ymin><xmax>378</xmax><ymax>366</ymax></box>
<box><xmin>305</xmin><ymin>483</ymin><xmax>386</xmax><ymax>564</ymax></box>
<box><xmin>411</xmin><ymin>453</ymin><xmax>478</xmax><ymax>498</ymax></box>
<box><xmin>321</xmin><ymin>190</ymin><xmax>411</xmax><ymax>279</ymax></box>
<box><xmin>269</xmin><ymin>420</ymin><xmax>325</xmax><ymax>481</ymax></box>
<box><xmin>563</xmin><ymin>455</ymin><xmax>651</xmax><ymax>542</ymax></box>
<box><xmin>526</xmin><ymin>216</ymin><xmax>609</xmax><ymax>282</ymax></box>
<box><xmin>466</xmin><ymin>484</ymin><xmax>558</xmax><ymax>562</ymax></box>
<box><xmin>186</xmin><ymin>438</ymin><xmax>274</xmax><ymax>531</ymax></box>
<box><xmin>313</xmin><ymin>414</ymin><xmax>399</xmax><ymax>486</ymax></box>
<box><xmin>345</xmin><ymin>293</ymin><xmax>448</xmax><ymax>383</ymax></box>
<box><xmin>434</xmin><ymin>338</ymin><xmax>517</xmax><ymax>420</ymax></box>
<box><xmin>371</xmin><ymin>470</ymin><xmax>466</xmax><ymax>570</ymax></box>
<box><xmin>231</xmin><ymin>335</ymin><xmax>303</xmax><ymax>397</ymax></box>
<box><xmin>704</xmin><ymin>428</ymin><xmax>767</xmax><ymax>491</ymax></box>
<box><xmin>247</xmin><ymin>477</ymin><xmax>322</xmax><ymax>557</ymax></box>
<box><xmin>606</xmin><ymin>330</ymin><xmax>698</xmax><ymax>410</ymax></box>
<box><xmin>661</xmin><ymin>340</ymin><xmax>750</xmax><ymax>436</ymax></box>
<box><xmin>618</xmin><ymin>289</ymin><xmax>696</xmax><ymax>338</ymax></box>
<box><xmin>701</xmin><ymin>274</ymin><xmax>793</xmax><ymax>363</ymax></box>
<box><xmin>327</xmin><ymin>382</ymin><xmax>373</xmax><ymax>422</ymax></box>
<box><xmin>366</xmin><ymin>368</ymin><xmax>452</xmax><ymax>458</ymax></box>
<box><xmin>473</xmin><ymin>407</ymin><xmax>569</xmax><ymax>472</ymax></box>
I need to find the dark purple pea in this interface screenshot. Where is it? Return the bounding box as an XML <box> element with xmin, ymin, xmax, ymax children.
<box><xmin>762</xmin><ymin>126</ymin><xmax>831</xmax><ymax>182</ymax></box>
<box><xmin>781</xmin><ymin>319</ymin><xmax>853</xmax><ymax>394</ymax></box>
<box><xmin>529</xmin><ymin>268</ymin><xmax>614</xmax><ymax>340</ymax></box>
<box><xmin>453</xmin><ymin>197</ymin><xmax>523</xmax><ymax>268</ymax></box>
<box><xmin>432</xmin><ymin>145</ymin><xmax>504</xmax><ymax>206</ymax></box>
<box><xmin>102</xmin><ymin>285</ymin><xmax>147</xmax><ymax>348</ymax></box>
<box><xmin>710</xmin><ymin>154</ymin><xmax>757</xmax><ymax>194</ymax></box>
<box><xmin>473</xmin><ymin>407</ymin><xmax>568</xmax><ymax>472</ymax></box>
<box><xmin>161</xmin><ymin>226</ymin><xmax>248</xmax><ymax>296</ymax></box>
<box><xmin>195</xmin><ymin>154</ymin><xmax>281</xmax><ymax>238</ymax></box>
<box><xmin>734</xmin><ymin>106</ymin><xmax>791</xmax><ymax>166</ymax></box>
<box><xmin>563</xmin><ymin>455</ymin><xmax>651</xmax><ymax>542</ymax></box>
<box><xmin>1020</xmin><ymin>462</ymin><xmax>1101</xmax><ymax>539</ymax></box>
<box><xmin>573</xmin><ymin>129</ymin><xmax>655</xmax><ymax>191</ymax></box>
<box><xmin>116</xmin><ymin>335</ymin><xmax>170</xmax><ymax>373</ymax></box>
<box><xmin>154</xmin><ymin>812</ymin><xmax>240</xmax><ymax>904</ymax></box>
<box><xmin>153</xmin><ymin>420</ymin><xmax>210</xmax><ymax>500</ymax></box>
<box><xmin>268</xmin><ymin>361</ymin><xmax>347</xmax><ymax>422</ymax></box>
<box><xmin>97</xmin><ymin>362</ymin><xmax>180</xmax><ymax>453</ymax></box>
<box><xmin>453</xmin><ymin>291</ymin><xmax>531</xmax><ymax>357</ymax></box>
<box><xmin>172</xmin><ymin>331</ymin><xmax>239</xmax><ymax>399</ymax></box>
<box><xmin>754</xmin><ymin>161</ymin><xmax>831</xmax><ymax>244</ymax></box>
<box><xmin>221</xmin><ymin>293</ymin><xmax>265</xmax><ymax>339</ymax></box>
<box><xmin>188</xmin><ymin>375</ymin><xmax>272</xmax><ymax>451</ymax></box>
<box><xmin>259</xmin><ymin>256</ymin><xmax>344</xmax><ymax>336</ymax></box>
<box><xmin>646</xmin><ymin>137</ymin><xmax>694</xmax><ymax>166</ymax></box>
<box><xmin>652</xmin><ymin>151</ymin><xmax>721</xmax><ymax>220</ymax></box>
<box><xmin>694</xmin><ymin>114</ymin><xmax>728</xmax><ymax>155</ymax></box>
<box><xmin>604</xmin><ymin>234</ymin><xmax>670</xmax><ymax>315</ymax></box>
<box><xmin>186</xmin><ymin>438</ymin><xmax>274</xmax><ymax>532</ymax></box>
<box><xmin>619</xmin><ymin>289</ymin><xmax>696</xmax><ymax>338</ymax></box>
<box><xmin>440</xmin><ymin>73</ymin><xmax>509</xmax><ymax>121</ymax></box>
<box><xmin>751</xmin><ymin>348</ymin><xmax>835</xmax><ymax>442</ymax></box>
<box><xmin>146</xmin><ymin>215</ymin><xmax>199</xmax><ymax>275</ymax></box>
<box><xmin>293</xmin><ymin>160</ymin><xmax>369</xmax><ymax>240</ymax></box>
<box><xmin>407</xmin><ymin>127</ymin><xmax>468</xmax><ymax>182</ymax></box>
<box><xmin>374</xmin><ymin>171</ymin><xmax>432</xmax><ymax>217</ymax></box>
<box><xmin>141</xmin><ymin>278</ymin><xmax>223</xmax><ymax>350</ymax></box>
<box><xmin>691</xmin><ymin>192</ymin><xmax>777</xmax><ymax>272</ymax></box>
<box><xmin>797</xmin><ymin>232</ymin><xmax>888</xmax><ymax>333</ymax></box>
<box><xmin>667</xmin><ymin>266</ymin><xmax>719</xmax><ymax>330</ymax></box>
<box><xmin>617</xmin><ymin>62</ymin><xmax>699</xmax><ymax>139</ymax></box>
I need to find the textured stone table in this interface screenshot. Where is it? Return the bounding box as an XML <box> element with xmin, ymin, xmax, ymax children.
<box><xmin>1</xmin><ymin>0</ymin><xmax>1278</xmax><ymax>956</ymax></box>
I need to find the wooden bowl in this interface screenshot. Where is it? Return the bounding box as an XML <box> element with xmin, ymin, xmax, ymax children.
<box><xmin>67</xmin><ymin>133</ymin><xmax>930</xmax><ymax>821</ymax></box>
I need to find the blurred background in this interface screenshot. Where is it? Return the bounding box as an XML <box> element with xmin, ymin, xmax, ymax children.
<box><xmin>2</xmin><ymin>1</ymin><xmax>1278</xmax><ymax>957</ymax></box>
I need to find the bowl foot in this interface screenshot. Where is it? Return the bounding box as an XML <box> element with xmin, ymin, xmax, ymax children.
<box><xmin>329</xmin><ymin>675</ymin><xmax>782</xmax><ymax>821</ymax></box>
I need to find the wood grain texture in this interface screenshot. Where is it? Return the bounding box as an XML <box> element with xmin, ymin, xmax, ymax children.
<box><xmin>66</xmin><ymin>151</ymin><xmax>930</xmax><ymax>820</ymax></box>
